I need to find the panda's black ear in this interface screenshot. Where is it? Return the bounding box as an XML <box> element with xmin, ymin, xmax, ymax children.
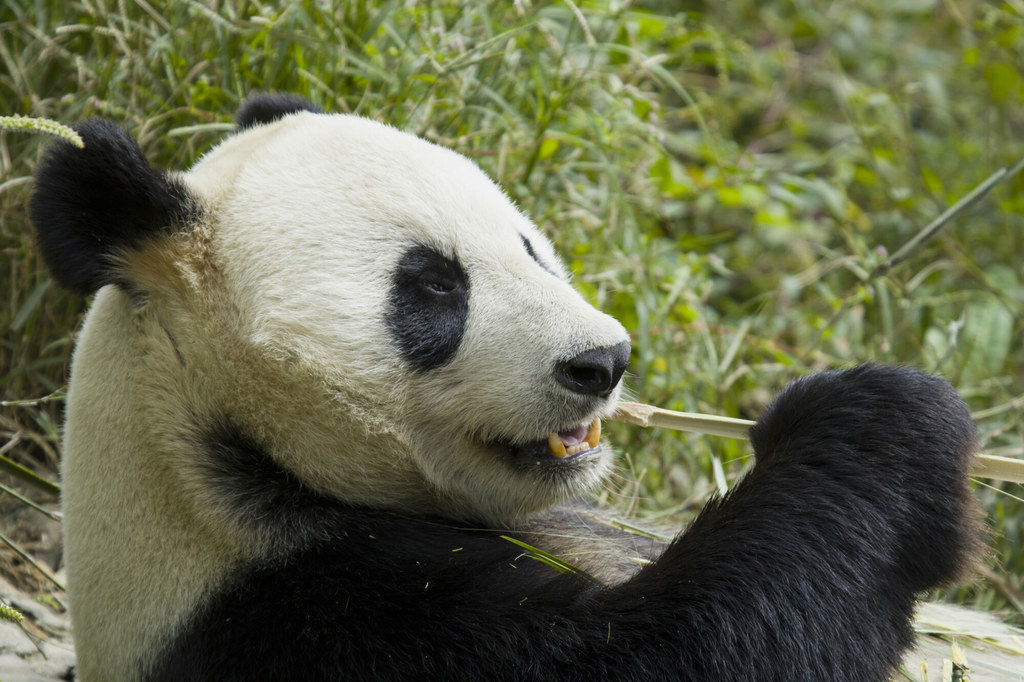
<box><xmin>29</xmin><ymin>119</ymin><xmax>197</xmax><ymax>296</ymax></box>
<box><xmin>236</xmin><ymin>94</ymin><xmax>323</xmax><ymax>130</ymax></box>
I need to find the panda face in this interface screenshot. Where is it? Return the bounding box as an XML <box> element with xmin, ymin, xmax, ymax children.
<box><xmin>180</xmin><ymin>112</ymin><xmax>631</xmax><ymax>522</ymax></box>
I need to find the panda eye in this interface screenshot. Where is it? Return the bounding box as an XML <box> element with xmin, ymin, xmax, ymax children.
<box><xmin>390</xmin><ymin>244</ymin><xmax>468</xmax><ymax>300</ymax></box>
<box><xmin>422</xmin><ymin>276</ymin><xmax>455</xmax><ymax>295</ymax></box>
<box><xmin>520</xmin><ymin>234</ymin><xmax>558</xmax><ymax>277</ymax></box>
<box><xmin>419</xmin><ymin>271</ymin><xmax>458</xmax><ymax>295</ymax></box>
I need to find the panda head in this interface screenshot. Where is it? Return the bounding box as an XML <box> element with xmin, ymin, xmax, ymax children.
<box><xmin>31</xmin><ymin>95</ymin><xmax>630</xmax><ymax>524</ymax></box>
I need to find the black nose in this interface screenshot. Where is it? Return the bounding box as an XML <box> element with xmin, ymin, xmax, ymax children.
<box><xmin>555</xmin><ymin>341</ymin><xmax>630</xmax><ymax>398</ymax></box>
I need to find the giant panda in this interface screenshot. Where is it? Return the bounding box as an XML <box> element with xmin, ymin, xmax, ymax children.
<box><xmin>29</xmin><ymin>94</ymin><xmax>980</xmax><ymax>681</ymax></box>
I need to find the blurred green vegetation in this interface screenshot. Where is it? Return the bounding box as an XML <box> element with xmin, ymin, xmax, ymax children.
<box><xmin>2</xmin><ymin>0</ymin><xmax>1024</xmax><ymax>622</ymax></box>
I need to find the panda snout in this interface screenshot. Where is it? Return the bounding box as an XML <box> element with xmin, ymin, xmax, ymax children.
<box><xmin>554</xmin><ymin>341</ymin><xmax>630</xmax><ymax>398</ymax></box>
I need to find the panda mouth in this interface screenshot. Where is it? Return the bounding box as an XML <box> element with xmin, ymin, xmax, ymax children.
<box><xmin>502</xmin><ymin>419</ymin><xmax>602</xmax><ymax>461</ymax></box>
<box><xmin>547</xmin><ymin>419</ymin><xmax>602</xmax><ymax>458</ymax></box>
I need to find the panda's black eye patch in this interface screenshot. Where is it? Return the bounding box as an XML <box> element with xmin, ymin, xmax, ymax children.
<box><xmin>387</xmin><ymin>245</ymin><xmax>470</xmax><ymax>372</ymax></box>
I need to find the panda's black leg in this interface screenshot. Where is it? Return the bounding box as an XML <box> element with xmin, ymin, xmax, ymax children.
<box><xmin>570</xmin><ymin>365</ymin><xmax>980</xmax><ymax>680</ymax></box>
<box><xmin>747</xmin><ymin>364</ymin><xmax>980</xmax><ymax>592</ymax></box>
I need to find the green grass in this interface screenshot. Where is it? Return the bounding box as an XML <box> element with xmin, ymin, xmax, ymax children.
<box><xmin>2</xmin><ymin>0</ymin><xmax>1024</xmax><ymax>623</ymax></box>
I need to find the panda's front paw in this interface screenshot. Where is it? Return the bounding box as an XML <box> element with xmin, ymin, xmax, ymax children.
<box><xmin>750</xmin><ymin>365</ymin><xmax>981</xmax><ymax>588</ymax></box>
<box><xmin>751</xmin><ymin>365</ymin><xmax>974</xmax><ymax>471</ymax></box>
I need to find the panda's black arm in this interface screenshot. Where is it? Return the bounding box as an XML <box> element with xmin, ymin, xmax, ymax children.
<box><xmin>149</xmin><ymin>367</ymin><xmax>978</xmax><ymax>682</ymax></box>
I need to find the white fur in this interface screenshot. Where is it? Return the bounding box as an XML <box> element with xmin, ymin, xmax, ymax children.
<box><xmin>62</xmin><ymin>111</ymin><xmax>629</xmax><ymax>679</ymax></box>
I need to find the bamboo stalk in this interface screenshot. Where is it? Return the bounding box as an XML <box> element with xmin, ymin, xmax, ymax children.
<box><xmin>610</xmin><ymin>402</ymin><xmax>1024</xmax><ymax>485</ymax></box>
<box><xmin>0</xmin><ymin>454</ymin><xmax>61</xmax><ymax>497</ymax></box>
<box><xmin>872</xmin><ymin>155</ymin><xmax>1024</xmax><ymax>276</ymax></box>
<box><xmin>0</xmin><ymin>529</ymin><xmax>65</xmax><ymax>592</ymax></box>
<box><xmin>612</xmin><ymin>402</ymin><xmax>753</xmax><ymax>440</ymax></box>
<box><xmin>0</xmin><ymin>481</ymin><xmax>62</xmax><ymax>522</ymax></box>
<box><xmin>971</xmin><ymin>454</ymin><xmax>1024</xmax><ymax>486</ymax></box>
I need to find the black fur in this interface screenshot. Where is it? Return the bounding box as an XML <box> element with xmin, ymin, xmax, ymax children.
<box><xmin>386</xmin><ymin>244</ymin><xmax>470</xmax><ymax>372</ymax></box>
<box><xmin>235</xmin><ymin>94</ymin><xmax>324</xmax><ymax>129</ymax></box>
<box><xmin>197</xmin><ymin>418</ymin><xmax>344</xmax><ymax>546</ymax></box>
<box><xmin>555</xmin><ymin>341</ymin><xmax>631</xmax><ymax>397</ymax></box>
<box><xmin>147</xmin><ymin>366</ymin><xmax>979</xmax><ymax>681</ymax></box>
<box><xmin>29</xmin><ymin>120</ymin><xmax>197</xmax><ymax>296</ymax></box>
<box><xmin>520</xmin><ymin>234</ymin><xmax>557</xmax><ymax>276</ymax></box>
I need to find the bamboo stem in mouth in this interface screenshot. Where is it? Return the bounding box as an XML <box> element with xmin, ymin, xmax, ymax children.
<box><xmin>612</xmin><ymin>402</ymin><xmax>753</xmax><ymax>440</ymax></box>
<box><xmin>610</xmin><ymin>401</ymin><xmax>1024</xmax><ymax>485</ymax></box>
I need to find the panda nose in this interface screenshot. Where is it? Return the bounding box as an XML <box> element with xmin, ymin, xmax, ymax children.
<box><xmin>555</xmin><ymin>341</ymin><xmax>631</xmax><ymax>398</ymax></box>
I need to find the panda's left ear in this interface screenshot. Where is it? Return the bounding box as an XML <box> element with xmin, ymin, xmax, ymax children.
<box><xmin>30</xmin><ymin>119</ymin><xmax>197</xmax><ymax>296</ymax></box>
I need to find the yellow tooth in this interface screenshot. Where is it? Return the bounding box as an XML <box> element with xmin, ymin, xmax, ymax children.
<box><xmin>548</xmin><ymin>432</ymin><xmax>568</xmax><ymax>458</ymax></box>
<box><xmin>585</xmin><ymin>419</ymin><xmax>601</xmax><ymax>449</ymax></box>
